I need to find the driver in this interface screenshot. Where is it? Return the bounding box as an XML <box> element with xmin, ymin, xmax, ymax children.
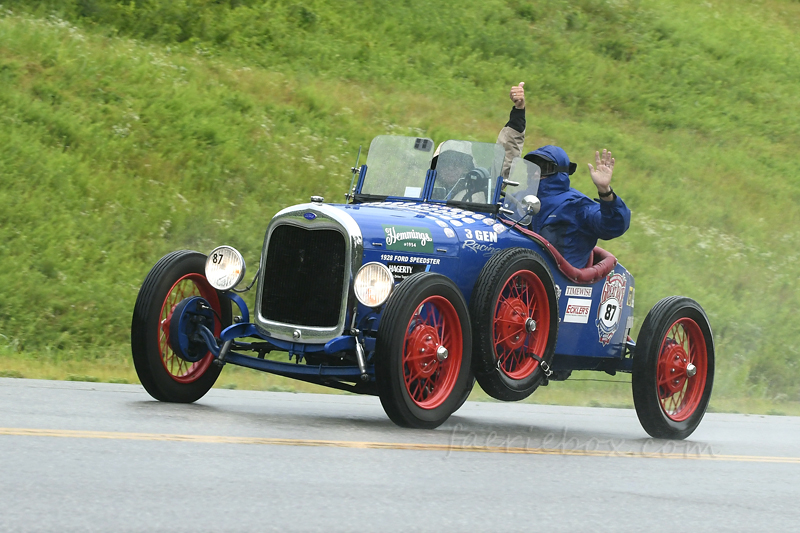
<box><xmin>498</xmin><ymin>83</ymin><xmax>631</xmax><ymax>268</ymax></box>
<box><xmin>431</xmin><ymin>141</ymin><xmax>476</xmax><ymax>200</ymax></box>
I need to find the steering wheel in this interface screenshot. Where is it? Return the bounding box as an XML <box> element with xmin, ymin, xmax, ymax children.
<box><xmin>451</xmin><ymin>167</ymin><xmax>490</xmax><ymax>203</ymax></box>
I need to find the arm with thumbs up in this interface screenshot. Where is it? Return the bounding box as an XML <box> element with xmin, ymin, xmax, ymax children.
<box><xmin>497</xmin><ymin>82</ymin><xmax>526</xmax><ymax>178</ymax></box>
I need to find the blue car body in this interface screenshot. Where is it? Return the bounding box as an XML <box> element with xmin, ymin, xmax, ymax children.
<box><xmin>206</xmin><ymin>136</ymin><xmax>635</xmax><ymax>388</ymax></box>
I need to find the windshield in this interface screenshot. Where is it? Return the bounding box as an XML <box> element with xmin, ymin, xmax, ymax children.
<box><xmin>430</xmin><ymin>140</ymin><xmax>505</xmax><ymax>205</ymax></box>
<box><xmin>361</xmin><ymin>136</ymin><xmax>434</xmax><ymax>198</ymax></box>
<box><xmin>501</xmin><ymin>156</ymin><xmax>541</xmax><ymax>225</ymax></box>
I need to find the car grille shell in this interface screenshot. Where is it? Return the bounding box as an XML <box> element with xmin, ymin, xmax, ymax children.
<box><xmin>254</xmin><ymin>204</ymin><xmax>362</xmax><ymax>343</ymax></box>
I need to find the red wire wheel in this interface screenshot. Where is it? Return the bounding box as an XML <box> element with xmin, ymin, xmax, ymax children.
<box><xmin>158</xmin><ymin>273</ymin><xmax>223</xmax><ymax>384</ymax></box>
<box><xmin>402</xmin><ymin>296</ymin><xmax>463</xmax><ymax>409</ymax></box>
<box><xmin>493</xmin><ymin>270</ymin><xmax>551</xmax><ymax>380</ymax></box>
<box><xmin>132</xmin><ymin>251</ymin><xmax>230</xmax><ymax>403</ymax></box>
<box><xmin>375</xmin><ymin>272</ymin><xmax>473</xmax><ymax>429</ymax></box>
<box><xmin>656</xmin><ymin>318</ymin><xmax>708</xmax><ymax>422</ymax></box>
<box><xmin>633</xmin><ymin>296</ymin><xmax>715</xmax><ymax>440</ymax></box>
<box><xmin>470</xmin><ymin>248</ymin><xmax>559</xmax><ymax>402</ymax></box>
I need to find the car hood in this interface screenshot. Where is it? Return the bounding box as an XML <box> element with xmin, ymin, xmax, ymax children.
<box><xmin>330</xmin><ymin>201</ymin><xmax>505</xmax><ymax>256</ymax></box>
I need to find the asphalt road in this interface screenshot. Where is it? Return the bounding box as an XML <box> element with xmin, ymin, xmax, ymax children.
<box><xmin>1</xmin><ymin>377</ymin><xmax>798</xmax><ymax>532</ymax></box>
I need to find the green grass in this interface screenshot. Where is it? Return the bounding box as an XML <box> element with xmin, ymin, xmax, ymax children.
<box><xmin>0</xmin><ymin>1</ymin><xmax>799</xmax><ymax>409</ymax></box>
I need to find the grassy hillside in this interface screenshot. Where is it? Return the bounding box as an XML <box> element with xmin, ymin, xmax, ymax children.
<box><xmin>1</xmin><ymin>0</ymin><xmax>799</xmax><ymax>407</ymax></box>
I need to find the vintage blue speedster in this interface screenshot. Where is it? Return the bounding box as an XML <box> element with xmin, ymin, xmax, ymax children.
<box><xmin>131</xmin><ymin>136</ymin><xmax>715</xmax><ymax>439</ymax></box>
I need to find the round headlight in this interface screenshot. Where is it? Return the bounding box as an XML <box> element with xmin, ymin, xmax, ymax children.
<box><xmin>354</xmin><ymin>262</ymin><xmax>395</xmax><ymax>308</ymax></box>
<box><xmin>205</xmin><ymin>246</ymin><xmax>246</xmax><ymax>291</ymax></box>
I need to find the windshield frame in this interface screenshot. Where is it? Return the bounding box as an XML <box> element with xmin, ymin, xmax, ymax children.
<box><xmin>353</xmin><ymin>135</ymin><xmax>435</xmax><ymax>202</ymax></box>
<box><xmin>497</xmin><ymin>156</ymin><xmax>542</xmax><ymax>224</ymax></box>
<box><xmin>426</xmin><ymin>139</ymin><xmax>506</xmax><ymax>213</ymax></box>
<box><xmin>353</xmin><ymin>136</ymin><xmax>513</xmax><ymax>213</ymax></box>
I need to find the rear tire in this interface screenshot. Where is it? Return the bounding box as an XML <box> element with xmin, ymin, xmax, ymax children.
<box><xmin>453</xmin><ymin>375</ymin><xmax>476</xmax><ymax>413</ymax></box>
<box><xmin>131</xmin><ymin>250</ymin><xmax>231</xmax><ymax>403</ymax></box>
<box><xmin>375</xmin><ymin>273</ymin><xmax>473</xmax><ymax>429</ymax></box>
<box><xmin>632</xmin><ymin>296</ymin><xmax>714</xmax><ymax>439</ymax></box>
<box><xmin>470</xmin><ymin>248</ymin><xmax>559</xmax><ymax>401</ymax></box>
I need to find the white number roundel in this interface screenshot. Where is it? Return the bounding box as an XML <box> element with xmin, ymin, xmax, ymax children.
<box><xmin>599</xmin><ymin>298</ymin><xmax>621</xmax><ymax>328</ymax></box>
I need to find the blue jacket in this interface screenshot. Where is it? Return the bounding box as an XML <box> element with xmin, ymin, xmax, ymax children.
<box><xmin>528</xmin><ymin>146</ymin><xmax>631</xmax><ymax>268</ymax></box>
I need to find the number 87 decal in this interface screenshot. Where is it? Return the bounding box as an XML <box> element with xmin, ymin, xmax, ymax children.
<box><xmin>600</xmin><ymin>300</ymin><xmax>620</xmax><ymax>327</ymax></box>
<box><xmin>597</xmin><ymin>272</ymin><xmax>627</xmax><ymax>345</ymax></box>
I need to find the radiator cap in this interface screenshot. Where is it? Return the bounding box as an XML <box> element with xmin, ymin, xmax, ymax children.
<box><xmin>310</xmin><ymin>195</ymin><xmax>324</xmax><ymax>203</ymax></box>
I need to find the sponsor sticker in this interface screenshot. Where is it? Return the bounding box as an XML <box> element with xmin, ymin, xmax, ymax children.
<box><xmin>450</xmin><ymin>220</ymin><xmax>463</xmax><ymax>227</ymax></box>
<box><xmin>596</xmin><ymin>272</ymin><xmax>627</xmax><ymax>345</ymax></box>
<box><xmin>627</xmin><ymin>286</ymin><xmax>635</xmax><ymax>308</ymax></box>
<box><xmin>483</xmin><ymin>219</ymin><xmax>495</xmax><ymax>226</ymax></box>
<box><xmin>493</xmin><ymin>223</ymin><xmax>506</xmax><ymax>234</ymax></box>
<box><xmin>380</xmin><ymin>254</ymin><xmax>441</xmax><ymax>265</ymax></box>
<box><xmin>462</xmin><ymin>218</ymin><xmax>475</xmax><ymax>224</ymax></box>
<box><xmin>564</xmin><ymin>298</ymin><xmax>592</xmax><ymax>324</ymax></box>
<box><xmin>565</xmin><ymin>286</ymin><xmax>593</xmax><ymax>298</ymax></box>
<box><xmin>463</xmin><ymin>229</ymin><xmax>497</xmax><ymax>242</ymax></box>
<box><xmin>435</xmin><ymin>220</ymin><xmax>448</xmax><ymax>228</ymax></box>
<box><xmin>555</xmin><ymin>284</ymin><xmax>562</xmax><ymax>300</ymax></box>
<box><xmin>383</xmin><ymin>225</ymin><xmax>434</xmax><ymax>253</ymax></box>
<box><xmin>463</xmin><ymin>240</ymin><xmax>496</xmax><ymax>257</ymax></box>
<box><xmin>387</xmin><ymin>262</ymin><xmax>425</xmax><ymax>282</ymax></box>
<box><xmin>443</xmin><ymin>228</ymin><xmax>456</xmax><ymax>238</ymax></box>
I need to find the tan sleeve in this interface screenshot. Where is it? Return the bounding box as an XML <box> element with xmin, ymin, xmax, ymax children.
<box><xmin>497</xmin><ymin>126</ymin><xmax>525</xmax><ymax>179</ymax></box>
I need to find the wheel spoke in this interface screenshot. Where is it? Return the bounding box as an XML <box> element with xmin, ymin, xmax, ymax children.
<box><xmin>495</xmin><ymin>327</ymin><xmax>523</xmax><ymax>343</ymax></box>
<box><xmin>406</xmin><ymin>351</ymin><xmax>435</xmax><ymax>362</ymax></box>
<box><xmin>495</xmin><ymin>317</ymin><xmax>523</xmax><ymax>325</ymax></box>
<box><xmin>408</xmin><ymin>362</ymin><xmax>433</xmax><ymax>382</ymax></box>
<box><xmin>687</xmin><ymin>338</ymin><xmax>698</xmax><ymax>367</ymax></box>
<box><xmin>409</xmin><ymin>378</ymin><xmax>422</xmax><ymax>400</ymax></box>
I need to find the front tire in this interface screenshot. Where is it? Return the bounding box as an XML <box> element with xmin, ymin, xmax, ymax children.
<box><xmin>375</xmin><ymin>273</ymin><xmax>473</xmax><ymax>429</ymax></box>
<box><xmin>131</xmin><ymin>250</ymin><xmax>231</xmax><ymax>403</ymax></box>
<box><xmin>470</xmin><ymin>248</ymin><xmax>559</xmax><ymax>401</ymax></box>
<box><xmin>632</xmin><ymin>296</ymin><xmax>714</xmax><ymax>439</ymax></box>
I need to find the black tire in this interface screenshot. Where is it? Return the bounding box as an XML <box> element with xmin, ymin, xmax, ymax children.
<box><xmin>470</xmin><ymin>248</ymin><xmax>559</xmax><ymax>401</ymax></box>
<box><xmin>375</xmin><ymin>272</ymin><xmax>473</xmax><ymax>429</ymax></box>
<box><xmin>131</xmin><ymin>250</ymin><xmax>231</xmax><ymax>403</ymax></box>
<box><xmin>632</xmin><ymin>296</ymin><xmax>714</xmax><ymax>439</ymax></box>
<box><xmin>453</xmin><ymin>375</ymin><xmax>476</xmax><ymax>413</ymax></box>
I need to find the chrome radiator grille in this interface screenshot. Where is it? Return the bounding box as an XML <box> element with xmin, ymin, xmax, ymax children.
<box><xmin>259</xmin><ymin>224</ymin><xmax>347</xmax><ymax>328</ymax></box>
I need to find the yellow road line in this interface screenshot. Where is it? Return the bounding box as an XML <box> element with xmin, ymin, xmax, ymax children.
<box><xmin>2</xmin><ymin>427</ymin><xmax>798</xmax><ymax>464</ymax></box>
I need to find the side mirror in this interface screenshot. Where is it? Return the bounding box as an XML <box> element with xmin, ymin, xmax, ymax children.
<box><xmin>522</xmin><ymin>195</ymin><xmax>541</xmax><ymax>215</ymax></box>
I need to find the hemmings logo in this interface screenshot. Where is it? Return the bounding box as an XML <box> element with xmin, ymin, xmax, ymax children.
<box><xmin>383</xmin><ymin>225</ymin><xmax>434</xmax><ymax>252</ymax></box>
